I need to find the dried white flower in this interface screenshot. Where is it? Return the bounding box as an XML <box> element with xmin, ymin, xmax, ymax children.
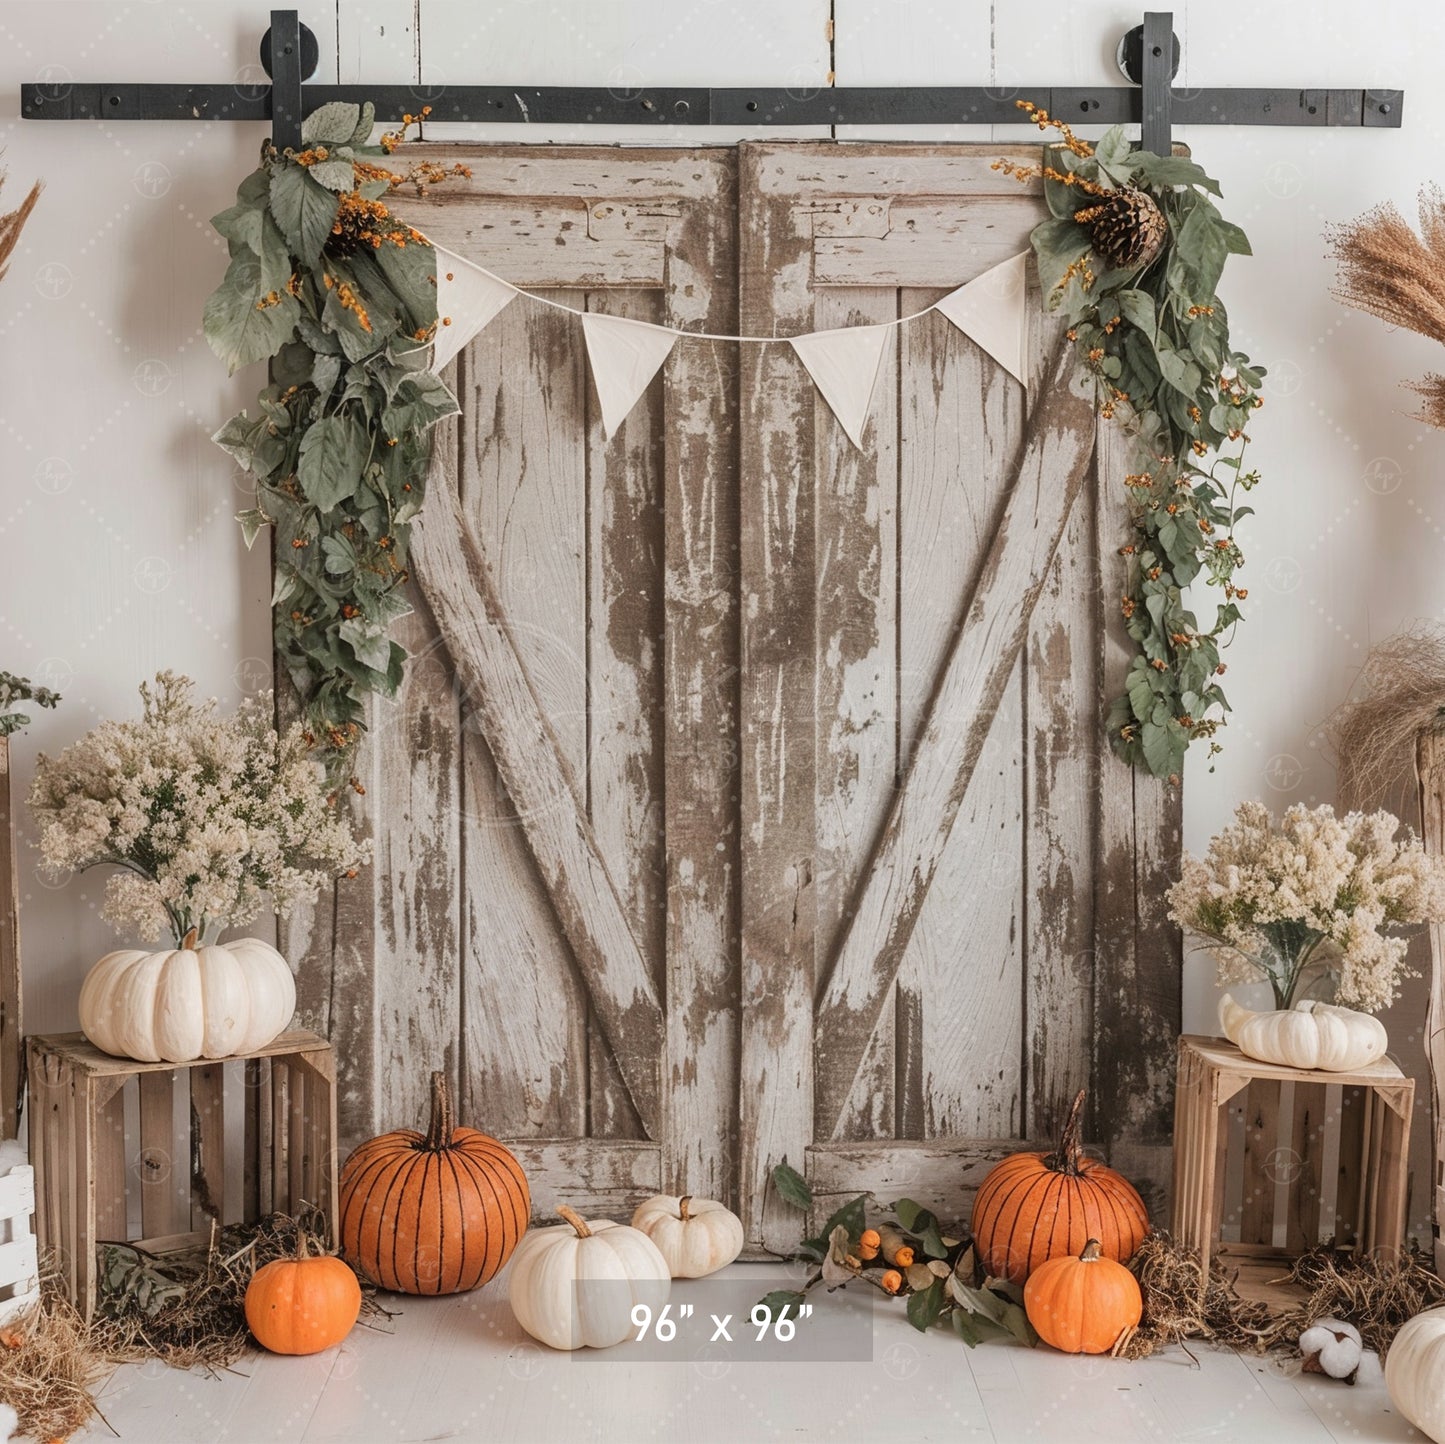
<box><xmin>28</xmin><ymin>671</ymin><xmax>368</xmax><ymax>943</ymax></box>
<box><xmin>1167</xmin><ymin>801</ymin><xmax>1445</xmax><ymax>1012</ymax></box>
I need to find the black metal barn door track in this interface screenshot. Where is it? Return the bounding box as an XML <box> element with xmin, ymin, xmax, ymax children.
<box><xmin>20</xmin><ymin>10</ymin><xmax>1400</xmax><ymax>153</ymax></box>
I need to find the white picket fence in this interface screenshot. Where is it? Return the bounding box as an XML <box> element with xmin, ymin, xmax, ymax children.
<box><xmin>0</xmin><ymin>1161</ymin><xmax>38</xmax><ymax>1323</ymax></box>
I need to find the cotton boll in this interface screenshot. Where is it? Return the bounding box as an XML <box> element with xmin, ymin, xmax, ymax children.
<box><xmin>0</xmin><ymin>1401</ymin><xmax>18</xmax><ymax>1440</ymax></box>
<box><xmin>1299</xmin><ymin>1317</ymin><xmax>1363</xmax><ymax>1383</ymax></box>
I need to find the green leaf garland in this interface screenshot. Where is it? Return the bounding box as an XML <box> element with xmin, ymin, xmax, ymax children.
<box><xmin>203</xmin><ymin>104</ymin><xmax>468</xmax><ymax>766</ymax></box>
<box><xmin>999</xmin><ymin>102</ymin><xmax>1264</xmax><ymax>780</ymax></box>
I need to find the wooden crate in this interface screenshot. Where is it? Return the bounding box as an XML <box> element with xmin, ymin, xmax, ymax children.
<box><xmin>27</xmin><ymin>1029</ymin><xmax>337</xmax><ymax>1319</ymax></box>
<box><xmin>1172</xmin><ymin>1034</ymin><xmax>1413</xmax><ymax>1306</ymax></box>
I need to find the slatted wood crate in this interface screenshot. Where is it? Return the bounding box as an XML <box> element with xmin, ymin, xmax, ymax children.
<box><xmin>27</xmin><ymin>1030</ymin><xmax>337</xmax><ymax>1319</ymax></box>
<box><xmin>0</xmin><ymin>1160</ymin><xmax>39</xmax><ymax>1323</ymax></box>
<box><xmin>1172</xmin><ymin>1035</ymin><xmax>1413</xmax><ymax>1304</ymax></box>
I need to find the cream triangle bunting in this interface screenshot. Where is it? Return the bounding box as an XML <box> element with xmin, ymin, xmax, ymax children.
<box><xmin>424</xmin><ymin>244</ymin><xmax>1032</xmax><ymax>445</ymax></box>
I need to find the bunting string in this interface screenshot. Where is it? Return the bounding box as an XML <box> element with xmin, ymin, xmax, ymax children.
<box><xmin>429</xmin><ymin>241</ymin><xmax>1032</xmax><ymax>445</ymax></box>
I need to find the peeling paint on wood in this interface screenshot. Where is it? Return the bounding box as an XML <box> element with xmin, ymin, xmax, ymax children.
<box><xmin>297</xmin><ymin>143</ymin><xmax>1180</xmax><ymax>1232</ymax></box>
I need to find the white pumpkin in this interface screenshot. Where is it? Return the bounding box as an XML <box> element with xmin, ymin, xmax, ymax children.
<box><xmin>1387</xmin><ymin>1307</ymin><xmax>1445</xmax><ymax>1441</ymax></box>
<box><xmin>508</xmin><ymin>1205</ymin><xmax>670</xmax><ymax>1350</ymax></box>
<box><xmin>79</xmin><ymin>935</ymin><xmax>296</xmax><ymax>1062</ymax></box>
<box><xmin>631</xmin><ymin>1194</ymin><xmax>744</xmax><ymax>1278</ymax></box>
<box><xmin>1219</xmin><ymin>994</ymin><xmax>1388</xmax><ymax>1072</ymax></box>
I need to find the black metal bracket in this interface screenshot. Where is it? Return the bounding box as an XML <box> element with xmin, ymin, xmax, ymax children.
<box><xmin>18</xmin><ymin>9</ymin><xmax>1403</xmax><ymax>151</ymax></box>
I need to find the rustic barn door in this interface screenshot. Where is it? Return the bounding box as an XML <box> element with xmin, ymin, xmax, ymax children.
<box><xmin>735</xmin><ymin>143</ymin><xmax>1178</xmax><ymax>1250</ymax></box>
<box><xmin>287</xmin><ymin>146</ymin><xmax>741</xmax><ymax>1218</ymax></box>
<box><xmin>286</xmin><ymin>142</ymin><xmax>1181</xmax><ymax>1243</ymax></box>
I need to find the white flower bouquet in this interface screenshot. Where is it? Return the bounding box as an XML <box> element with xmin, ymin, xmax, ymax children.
<box><xmin>1167</xmin><ymin>800</ymin><xmax>1445</xmax><ymax>1013</ymax></box>
<box><xmin>29</xmin><ymin>671</ymin><xmax>367</xmax><ymax>945</ymax></box>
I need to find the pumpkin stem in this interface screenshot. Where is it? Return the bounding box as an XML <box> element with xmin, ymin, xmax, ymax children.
<box><xmin>424</xmin><ymin>1071</ymin><xmax>454</xmax><ymax>1151</ymax></box>
<box><xmin>181</xmin><ymin>926</ymin><xmax>199</xmax><ymax>951</ymax></box>
<box><xmin>1080</xmin><ymin>1238</ymin><xmax>1104</xmax><ymax>1262</ymax></box>
<box><xmin>1044</xmin><ymin>1088</ymin><xmax>1088</xmax><ymax>1177</ymax></box>
<box><xmin>679</xmin><ymin>1196</ymin><xmax>692</xmax><ymax>1222</ymax></box>
<box><xmin>557</xmin><ymin>1205</ymin><xmax>592</xmax><ymax>1239</ymax></box>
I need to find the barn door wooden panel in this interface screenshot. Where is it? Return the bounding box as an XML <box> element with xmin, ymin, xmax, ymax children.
<box><xmin>286</xmin><ymin>147</ymin><xmax>740</xmax><ymax>1215</ymax></box>
<box><xmin>287</xmin><ymin>141</ymin><xmax>1181</xmax><ymax>1237</ymax></box>
<box><xmin>737</xmin><ymin>143</ymin><xmax>1180</xmax><ymax>1250</ymax></box>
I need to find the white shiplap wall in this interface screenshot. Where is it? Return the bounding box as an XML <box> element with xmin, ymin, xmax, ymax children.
<box><xmin>1</xmin><ymin>1</ymin><xmax>1442</xmax><ymax>1219</ymax></box>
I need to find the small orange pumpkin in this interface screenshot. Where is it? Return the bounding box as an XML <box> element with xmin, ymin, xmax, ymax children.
<box><xmin>338</xmin><ymin>1070</ymin><xmax>530</xmax><ymax>1294</ymax></box>
<box><xmin>245</xmin><ymin>1237</ymin><xmax>361</xmax><ymax>1355</ymax></box>
<box><xmin>971</xmin><ymin>1088</ymin><xmax>1148</xmax><ymax>1282</ymax></box>
<box><xmin>1024</xmin><ymin>1238</ymin><xmax>1143</xmax><ymax>1354</ymax></box>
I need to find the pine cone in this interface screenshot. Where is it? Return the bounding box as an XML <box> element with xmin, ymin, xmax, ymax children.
<box><xmin>1076</xmin><ymin>188</ymin><xmax>1167</xmax><ymax>271</ymax></box>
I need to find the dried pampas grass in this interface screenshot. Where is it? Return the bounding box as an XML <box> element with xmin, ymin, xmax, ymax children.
<box><xmin>1328</xmin><ymin>187</ymin><xmax>1445</xmax><ymax>430</ymax></box>
<box><xmin>1325</xmin><ymin>625</ymin><xmax>1445</xmax><ymax>810</ymax></box>
<box><xmin>0</xmin><ymin>170</ymin><xmax>40</xmax><ymax>285</ymax></box>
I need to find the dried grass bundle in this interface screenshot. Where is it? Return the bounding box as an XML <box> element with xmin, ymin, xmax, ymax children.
<box><xmin>90</xmin><ymin>1209</ymin><xmax>388</xmax><ymax>1373</ymax></box>
<box><xmin>1325</xmin><ymin>625</ymin><xmax>1445</xmax><ymax>809</ymax></box>
<box><xmin>0</xmin><ymin>1267</ymin><xmax>108</xmax><ymax>1441</ymax></box>
<box><xmin>1290</xmin><ymin>1247</ymin><xmax>1445</xmax><ymax>1357</ymax></box>
<box><xmin>1119</xmin><ymin>1232</ymin><xmax>1285</xmax><ymax>1359</ymax></box>
<box><xmin>0</xmin><ymin>171</ymin><xmax>40</xmax><ymax>284</ymax></box>
<box><xmin>1328</xmin><ymin>187</ymin><xmax>1445</xmax><ymax>429</ymax></box>
<box><xmin>1121</xmin><ymin>1233</ymin><xmax>1445</xmax><ymax>1363</ymax></box>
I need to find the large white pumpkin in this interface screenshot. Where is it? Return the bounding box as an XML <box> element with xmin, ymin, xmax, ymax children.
<box><xmin>1387</xmin><ymin>1307</ymin><xmax>1445</xmax><ymax>1441</ymax></box>
<box><xmin>631</xmin><ymin>1194</ymin><xmax>744</xmax><ymax>1278</ymax></box>
<box><xmin>508</xmin><ymin>1206</ymin><xmax>670</xmax><ymax>1350</ymax></box>
<box><xmin>79</xmin><ymin>936</ymin><xmax>296</xmax><ymax>1062</ymax></box>
<box><xmin>1219</xmin><ymin>994</ymin><xmax>1388</xmax><ymax>1072</ymax></box>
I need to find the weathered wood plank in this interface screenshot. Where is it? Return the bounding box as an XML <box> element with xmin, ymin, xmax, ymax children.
<box><xmin>1418</xmin><ymin>727</ymin><xmax>1445</xmax><ymax>1270</ymax></box>
<box><xmin>450</xmin><ymin>323</ymin><xmax>589</xmax><ymax>1141</ymax></box>
<box><xmin>411</xmin><ymin>482</ymin><xmax>663</xmax><ymax>1136</ymax></box>
<box><xmin>507</xmin><ymin>1140</ymin><xmax>662</xmax><ymax>1220</ymax></box>
<box><xmin>896</xmin><ymin>297</ymin><xmax>1025</xmax><ymax>1141</ymax></box>
<box><xmin>660</xmin><ymin>155</ymin><xmax>741</xmax><ymax>1202</ymax></box>
<box><xmin>0</xmin><ymin>739</ymin><xmax>20</xmax><ymax>1139</ymax></box>
<box><xmin>1024</xmin><ymin>297</ymin><xmax>1096</xmax><ymax>1143</ymax></box>
<box><xmin>137</xmin><ymin>1071</ymin><xmax>173</xmax><ymax>1239</ymax></box>
<box><xmin>738</xmin><ymin>140</ymin><xmax>820</xmax><ymax>1250</ymax></box>
<box><xmin>189</xmin><ymin>1064</ymin><xmax>225</xmax><ymax>1232</ymax></box>
<box><xmin>370</xmin><ymin>579</ymin><xmax>461</xmax><ymax>1138</ymax></box>
<box><xmin>1286</xmin><ymin>1081</ymin><xmax>1327</xmax><ymax>1255</ymax></box>
<box><xmin>753</xmin><ymin>145</ymin><xmax>1046</xmax><ymax>197</ymax></box>
<box><xmin>814</xmin><ymin>337</ymin><xmax>1095</xmax><ymax>1142</ymax></box>
<box><xmin>586</xmin><ymin>286</ymin><xmax>665</xmax><ymax>1141</ymax></box>
<box><xmin>806</xmin><ymin>1138</ymin><xmax>1044</xmax><ymax>1233</ymax></box>
<box><xmin>1090</xmin><ymin>416</ymin><xmax>1183</xmax><ymax>1218</ymax></box>
<box><xmin>1239</xmin><ymin>1079</ymin><xmax>1281</xmax><ymax>1248</ymax></box>
<box><xmin>814</xmin><ymin>285</ymin><xmax>899</xmax><ymax>1142</ymax></box>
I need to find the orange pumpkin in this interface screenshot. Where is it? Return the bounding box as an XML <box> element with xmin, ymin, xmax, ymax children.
<box><xmin>338</xmin><ymin>1070</ymin><xmax>530</xmax><ymax>1294</ymax></box>
<box><xmin>971</xmin><ymin>1089</ymin><xmax>1148</xmax><ymax>1283</ymax></box>
<box><xmin>245</xmin><ymin>1238</ymin><xmax>361</xmax><ymax>1355</ymax></box>
<box><xmin>1024</xmin><ymin>1238</ymin><xmax>1143</xmax><ymax>1354</ymax></box>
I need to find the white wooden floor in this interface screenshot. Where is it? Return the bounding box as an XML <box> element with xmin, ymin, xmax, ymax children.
<box><xmin>76</xmin><ymin>1264</ymin><xmax>1423</xmax><ymax>1444</ymax></box>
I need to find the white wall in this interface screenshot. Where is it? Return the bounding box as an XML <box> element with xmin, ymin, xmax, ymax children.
<box><xmin>1</xmin><ymin>0</ymin><xmax>1442</xmax><ymax>1169</ymax></box>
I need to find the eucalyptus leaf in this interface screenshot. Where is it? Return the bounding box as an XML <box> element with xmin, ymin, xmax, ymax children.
<box><xmin>203</xmin><ymin>252</ymin><xmax>298</xmax><ymax>373</ymax></box>
<box><xmin>349</xmin><ymin>100</ymin><xmax>378</xmax><ymax>145</ymax></box>
<box><xmin>270</xmin><ymin>163</ymin><xmax>340</xmax><ymax>267</ymax></box>
<box><xmin>772</xmin><ymin>1159</ymin><xmax>812</xmax><ymax>1210</ymax></box>
<box><xmin>302</xmin><ymin>101</ymin><xmax>363</xmax><ymax>147</ymax></box>
<box><xmin>297</xmin><ymin>413</ymin><xmax>368</xmax><ymax>509</ymax></box>
<box><xmin>905</xmin><ymin>1277</ymin><xmax>947</xmax><ymax>1333</ymax></box>
<box><xmin>307</xmin><ymin>158</ymin><xmax>359</xmax><ymax>193</ymax></box>
<box><xmin>235</xmin><ymin>507</ymin><xmax>271</xmax><ymax>549</ymax></box>
<box><xmin>339</xmin><ymin>616</ymin><xmax>395</xmax><ymax>672</ymax></box>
